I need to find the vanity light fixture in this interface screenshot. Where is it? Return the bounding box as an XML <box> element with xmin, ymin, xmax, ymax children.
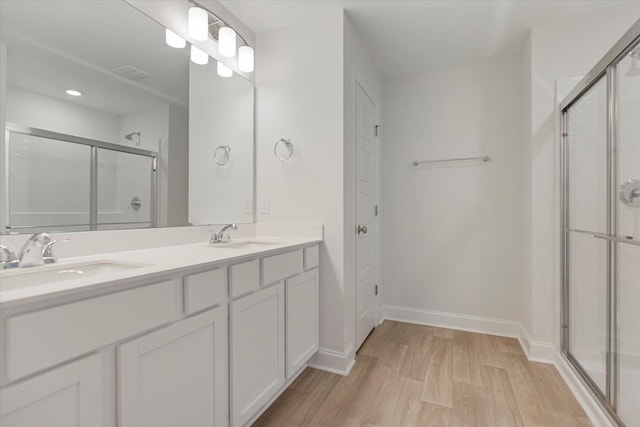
<box><xmin>165</xmin><ymin>29</ymin><xmax>186</xmax><ymax>48</ymax></box>
<box><xmin>188</xmin><ymin>6</ymin><xmax>208</xmax><ymax>41</ymax></box>
<box><xmin>180</xmin><ymin>1</ymin><xmax>255</xmax><ymax>72</ymax></box>
<box><xmin>217</xmin><ymin>61</ymin><xmax>233</xmax><ymax>78</ymax></box>
<box><xmin>191</xmin><ymin>45</ymin><xmax>208</xmax><ymax>65</ymax></box>
<box><xmin>238</xmin><ymin>46</ymin><xmax>254</xmax><ymax>72</ymax></box>
<box><xmin>218</xmin><ymin>26</ymin><xmax>236</xmax><ymax>58</ymax></box>
<box><xmin>65</xmin><ymin>89</ymin><xmax>83</xmax><ymax>97</ymax></box>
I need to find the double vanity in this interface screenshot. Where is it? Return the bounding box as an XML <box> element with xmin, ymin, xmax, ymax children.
<box><xmin>0</xmin><ymin>232</ymin><xmax>321</xmax><ymax>427</ymax></box>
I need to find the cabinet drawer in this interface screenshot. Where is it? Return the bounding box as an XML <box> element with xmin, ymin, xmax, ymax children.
<box><xmin>262</xmin><ymin>250</ymin><xmax>303</xmax><ymax>286</ymax></box>
<box><xmin>304</xmin><ymin>246</ymin><xmax>319</xmax><ymax>270</ymax></box>
<box><xmin>184</xmin><ymin>268</ymin><xmax>227</xmax><ymax>314</ymax></box>
<box><xmin>230</xmin><ymin>259</ymin><xmax>260</xmax><ymax>298</ymax></box>
<box><xmin>5</xmin><ymin>280</ymin><xmax>180</xmax><ymax>381</ymax></box>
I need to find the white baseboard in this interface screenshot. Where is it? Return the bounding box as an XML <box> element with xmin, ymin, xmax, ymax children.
<box><xmin>518</xmin><ymin>323</ymin><xmax>556</xmax><ymax>364</ymax></box>
<box><xmin>383</xmin><ymin>304</ymin><xmax>556</xmax><ymax>364</ymax></box>
<box><xmin>307</xmin><ymin>347</ymin><xmax>355</xmax><ymax>376</ymax></box>
<box><xmin>555</xmin><ymin>354</ymin><xmax>617</xmax><ymax>427</ymax></box>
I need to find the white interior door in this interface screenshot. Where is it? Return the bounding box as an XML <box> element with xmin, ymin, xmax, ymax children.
<box><xmin>355</xmin><ymin>82</ymin><xmax>377</xmax><ymax>350</ymax></box>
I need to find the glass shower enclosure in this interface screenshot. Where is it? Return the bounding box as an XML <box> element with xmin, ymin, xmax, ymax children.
<box><xmin>2</xmin><ymin>124</ymin><xmax>157</xmax><ymax>233</ymax></box>
<box><xmin>560</xmin><ymin>20</ymin><xmax>640</xmax><ymax>427</ymax></box>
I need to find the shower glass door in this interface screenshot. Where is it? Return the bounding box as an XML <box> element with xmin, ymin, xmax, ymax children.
<box><xmin>562</xmin><ymin>33</ymin><xmax>640</xmax><ymax>427</ymax></box>
<box><xmin>565</xmin><ymin>76</ymin><xmax>608</xmax><ymax>395</ymax></box>
<box><xmin>615</xmin><ymin>43</ymin><xmax>640</xmax><ymax>427</ymax></box>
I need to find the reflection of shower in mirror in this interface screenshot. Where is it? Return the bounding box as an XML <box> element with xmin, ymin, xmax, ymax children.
<box><xmin>125</xmin><ymin>131</ymin><xmax>141</xmax><ymax>146</ymax></box>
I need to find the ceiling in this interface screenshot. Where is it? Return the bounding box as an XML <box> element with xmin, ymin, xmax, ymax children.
<box><xmin>221</xmin><ymin>0</ymin><xmax>640</xmax><ymax>79</ymax></box>
<box><xmin>0</xmin><ymin>0</ymin><xmax>189</xmax><ymax>116</ymax></box>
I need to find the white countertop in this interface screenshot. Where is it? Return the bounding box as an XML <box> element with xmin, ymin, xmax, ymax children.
<box><xmin>0</xmin><ymin>237</ymin><xmax>321</xmax><ymax>307</ymax></box>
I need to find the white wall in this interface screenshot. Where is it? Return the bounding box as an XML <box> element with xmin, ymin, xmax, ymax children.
<box><xmin>525</xmin><ymin>10</ymin><xmax>640</xmax><ymax>353</ymax></box>
<box><xmin>381</xmin><ymin>55</ymin><xmax>525</xmax><ymax>323</ymax></box>
<box><xmin>255</xmin><ymin>10</ymin><xmax>348</xmax><ymax>361</ymax></box>
<box><xmin>188</xmin><ymin>60</ymin><xmax>254</xmax><ymax>225</ymax></box>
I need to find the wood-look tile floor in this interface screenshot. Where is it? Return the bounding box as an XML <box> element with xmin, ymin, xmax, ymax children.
<box><xmin>253</xmin><ymin>321</ymin><xmax>592</xmax><ymax>427</ymax></box>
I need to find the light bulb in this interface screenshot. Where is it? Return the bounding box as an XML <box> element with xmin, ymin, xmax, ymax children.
<box><xmin>238</xmin><ymin>46</ymin><xmax>254</xmax><ymax>72</ymax></box>
<box><xmin>188</xmin><ymin>7</ymin><xmax>208</xmax><ymax>41</ymax></box>
<box><xmin>165</xmin><ymin>28</ymin><xmax>186</xmax><ymax>48</ymax></box>
<box><xmin>191</xmin><ymin>45</ymin><xmax>208</xmax><ymax>65</ymax></box>
<box><xmin>218</xmin><ymin>27</ymin><xmax>236</xmax><ymax>57</ymax></box>
<box><xmin>217</xmin><ymin>61</ymin><xmax>233</xmax><ymax>78</ymax></box>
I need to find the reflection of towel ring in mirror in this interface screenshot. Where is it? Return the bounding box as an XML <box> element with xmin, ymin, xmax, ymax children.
<box><xmin>214</xmin><ymin>145</ymin><xmax>231</xmax><ymax>165</ymax></box>
<box><xmin>274</xmin><ymin>138</ymin><xmax>293</xmax><ymax>161</ymax></box>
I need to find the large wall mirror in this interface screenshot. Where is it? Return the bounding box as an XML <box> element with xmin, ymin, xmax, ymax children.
<box><xmin>0</xmin><ymin>0</ymin><xmax>254</xmax><ymax>234</ymax></box>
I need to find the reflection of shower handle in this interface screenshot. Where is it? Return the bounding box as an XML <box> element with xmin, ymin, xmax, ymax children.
<box><xmin>632</xmin><ymin>189</ymin><xmax>640</xmax><ymax>200</ymax></box>
<box><xmin>129</xmin><ymin>196</ymin><xmax>142</xmax><ymax>211</ymax></box>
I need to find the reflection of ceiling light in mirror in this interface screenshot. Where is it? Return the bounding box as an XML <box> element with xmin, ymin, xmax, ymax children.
<box><xmin>238</xmin><ymin>46</ymin><xmax>254</xmax><ymax>72</ymax></box>
<box><xmin>191</xmin><ymin>45</ymin><xmax>208</xmax><ymax>65</ymax></box>
<box><xmin>189</xmin><ymin>7</ymin><xmax>208</xmax><ymax>41</ymax></box>
<box><xmin>217</xmin><ymin>61</ymin><xmax>233</xmax><ymax>78</ymax></box>
<box><xmin>65</xmin><ymin>89</ymin><xmax>83</xmax><ymax>97</ymax></box>
<box><xmin>165</xmin><ymin>29</ymin><xmax>186</xmax><ymax>48</ymax></box>
<box><xmin>218</xmin><ymin>27</ymin><xmax>236</xmax><ymax>57</ymax></box>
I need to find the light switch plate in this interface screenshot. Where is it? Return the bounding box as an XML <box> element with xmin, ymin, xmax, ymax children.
<box><xmin>259</xmin><ymin>196</ymin><xmax>270</xmax><ymax>214</ymax></box>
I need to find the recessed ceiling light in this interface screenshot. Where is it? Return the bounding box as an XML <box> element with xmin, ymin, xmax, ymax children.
<box><xmin>65</xmin><ymin>89</ymin><xmax>83</xmax><ymax>97</ymax></box>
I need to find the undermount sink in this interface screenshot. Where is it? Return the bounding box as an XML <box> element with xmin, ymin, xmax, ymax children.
<box><xmin>208</xmin><ymin>240</ymin><xmax>282</xmax><ymax>250</ymax></box>
<box><xmin>0</xmin><ymin>261</ymin><xmax>150</xmax><ymax>292</ymax></box>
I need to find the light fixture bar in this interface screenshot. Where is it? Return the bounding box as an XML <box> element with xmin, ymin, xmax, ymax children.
<box><xmin>187</xmin><ymin>0</ymin><xmax>253</xmax><ymax>72</ymax></box>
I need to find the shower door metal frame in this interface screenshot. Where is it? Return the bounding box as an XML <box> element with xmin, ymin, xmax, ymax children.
<box><xmin>560</xmin><ymin>17</ymin><xmax>640</xmax><ymax>427</ymax></box>
<box><xmin>2</xmin><ymin>124</ymin><xmax>158</xmax><ymax>232</ymax></box>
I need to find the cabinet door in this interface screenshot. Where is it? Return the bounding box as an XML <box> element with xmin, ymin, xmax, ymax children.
<box><xmin>230</xmin><ymin>283</ymin><xmax>285</xmax><ymax>427</ymax></box>
<box><xmin>0</xmin><ymin>354</ymin><xmax>102</xmax><ymax>427</ymax></box>
<box><xmin>286</xmin><ymin>269</ymin><xmax>319</xmax><ymax>378</ymax></box>
<box><xmin>118</xmin><ymin>306</ymin><xmax>228</xmax><ymax>427</ymax></box>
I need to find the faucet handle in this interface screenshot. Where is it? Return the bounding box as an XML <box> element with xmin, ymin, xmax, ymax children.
<box><xmin>0</xmin><ymin>243</ymin><xmax>18</xmax><ymax>269</ymax></box>
<box><xmin>42</xmin><ymin>239</ymin><xmax>70</xmax><ymax>264</ymax></box>
<box><xmin>209</xmin><ymin>232</ymin><xmax>219</xmax><ymax>245</ymax></box>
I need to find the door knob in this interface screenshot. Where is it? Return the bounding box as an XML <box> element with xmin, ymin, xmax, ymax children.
<box><xmin>357</xmin><ymin>225</ymin><xmax>368</xmax><ymax>234</ymax></box>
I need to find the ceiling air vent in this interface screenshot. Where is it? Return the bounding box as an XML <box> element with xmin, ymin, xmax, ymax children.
<box><xmin>111</xmin><ymin>65</ymin><xmax>150</xmax><ymax>80</ymax></box>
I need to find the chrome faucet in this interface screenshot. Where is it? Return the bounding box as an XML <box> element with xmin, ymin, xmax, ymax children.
<box><xmin>15</xmin><ymin>233</ymin><xmax>67</xmax><ymax>268</ymax></box>
<box><xmin>0</xmin><ymin>243</ymin><xmax>19</xmax><ymax>269</ymax></box>
<box><xmin>210</xmin><ymin>224</ymin><xmax>237</xmax><ymax>244</ymax></box>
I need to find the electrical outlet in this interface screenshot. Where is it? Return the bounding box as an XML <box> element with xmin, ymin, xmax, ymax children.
<box><xmin>244</xmin><ymin>197</ymin><xmax>253</xmax><ymax>214</ymax></box>
<box><xmin>259</xmin><ymin>196</ymin><xmax>270</xmax><ymax>214</ymax></box>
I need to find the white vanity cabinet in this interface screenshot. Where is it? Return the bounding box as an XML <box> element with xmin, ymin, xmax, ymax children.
<box><xmin>118</xmin><ymin>305</ymin><xmax>228</xmax><ymax>427</ymax></box>
<box><xmin>285</xmin><ymin>268</ymin><xmax>319</xmax><ymax>378</ymax></box>
<box><xmin>0</xmin><ymin>242</ymin><xmax>321</xmax><ymax>427</ymax></box>
<box><xmin>230</xmin><ymin>282</ymin><xmax>285</xmax><ymax>427</ymax></box>
<box><xmin>0</xmin><ymin>354</ymin><xmax>103</xmax><ymax>427</ymax></box>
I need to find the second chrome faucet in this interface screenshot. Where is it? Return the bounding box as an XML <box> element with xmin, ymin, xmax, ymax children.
<box><xmin>210</xmin><ymin>224</ymin><xmax>237</xmax><ymax>244</ymax></box>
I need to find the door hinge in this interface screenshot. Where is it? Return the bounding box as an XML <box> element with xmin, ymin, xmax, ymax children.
<box><xmin>374</xmin><ymin>205</ymin><xmax>378</xmax><ymax>216</ymax></box>
<box><xmin>374</xmin><ymin>125</ymin><xmax>380</xmax><ymax>137</ymax></box>
<box><xmin>375</xmin><ymin>284</ymin><xmax>379</xmax><ymax>296</ymax></box>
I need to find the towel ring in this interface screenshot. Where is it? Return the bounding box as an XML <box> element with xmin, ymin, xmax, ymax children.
<box><xmin>214</xmin><ymin>145</ymin><xmax>231</xmax><ymax>165</ymax></box>
<box><xmin>274</xmin><ymin>138</ymin><xmax>293</xmax><ymax>161</ymax></box>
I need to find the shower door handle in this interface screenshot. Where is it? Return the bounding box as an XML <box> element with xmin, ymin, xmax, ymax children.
<box><xmin>592</xmin><ymin>233</ymin><xmax>640</xmax><ymax>246</ymax></box>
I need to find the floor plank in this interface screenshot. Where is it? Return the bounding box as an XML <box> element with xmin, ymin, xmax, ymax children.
<box><xmin>253</xmin><ymin>320</ymin><xmax>592</xmax><ymax>427</ymax></box>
